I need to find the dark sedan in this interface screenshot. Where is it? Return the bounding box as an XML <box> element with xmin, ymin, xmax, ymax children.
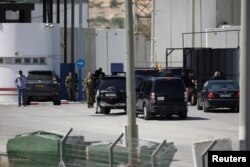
<box><xmin>197</xmin><ymin>80</ymin><xmax>239</xmax><ymax>112</ymax></box>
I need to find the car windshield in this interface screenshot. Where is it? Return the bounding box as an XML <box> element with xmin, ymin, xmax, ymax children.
<box><xmin>27</xmin><ymin>71</ymin><xmax>53</xmax><ymax>80</ymax></box>
<box><xmin>155</xmin><ymin>79</ymin><xmax>185</xmax><ymax>95</ymax></box>
<box><xmin>99</xmin><ymin>78</ymin><xmax>126</xmax><ymax>91</ymax></box>
<box><xmin>208</xmin><ymin>82</ymin><xmax>238</xmax><ymax>91</ymax></box>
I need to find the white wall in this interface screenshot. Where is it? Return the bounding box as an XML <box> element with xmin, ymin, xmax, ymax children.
<box><xmin>206</xmin><ymin>26</ymin><xmax>240</xmax><ymax>48</ymax></box>
<box><xmin>96</xmin><ymin>29</ymin><xmax>126</xmax><ymax>75</ymax></box>
<box><xmin>0</xmin><ymin>23</ymin><xmax>60</xmax><ymax>103</ymax></box>
<box><xmin>153</xmin><ymin>0</ymin><xmax>217</xmax><ymax>67</ymax></box>
<box><xmin>0</xmin><ymin>23</ymin><xmax>60</xmax><ymax>58</ymax></box>
<box><xmin>135</xmin><ymin>35</ymin><xmax>151</xmax><ymax>67</ymax></box>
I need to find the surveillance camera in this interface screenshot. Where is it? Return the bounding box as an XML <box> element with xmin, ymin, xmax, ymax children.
<box><xmin>45</xmin><ymin>23</ymin><xmax>49</xmax><ymax>27</ymax></box>
<box><xmin>50</xmin><ymin>24</ymin><xmax>54</xmax><ymax>28</ymax></box>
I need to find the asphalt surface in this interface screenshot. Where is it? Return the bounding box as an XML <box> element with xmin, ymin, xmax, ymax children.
<box><xmin>0</xmin><ymin>102</ymin><xmax>239</xmax><ymax>167</ymax></box>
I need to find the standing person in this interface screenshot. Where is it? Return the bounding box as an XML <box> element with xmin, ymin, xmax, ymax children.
<box><xmin>65</xmin><ymin>72</ymin><xmax>76</xmax><ymax>101</ymax></box>
<box><xmin>210</xmin><ymin>71</ymin><xmax>222</xmax><ymax>80</ymax></box>
<box><xmin>14</xmin><ymin>70</ymin><xmax>27</xmax><ymax>106</ymax></box>
<box><xmin>84</xmin><ymin>72</ymin><xmax>95</xmax><ymax>108</ymax></box>
<box><xmin>181</xmin><ymin>70</ymin><xmax>193</xmax><ymax>88</ymax></box>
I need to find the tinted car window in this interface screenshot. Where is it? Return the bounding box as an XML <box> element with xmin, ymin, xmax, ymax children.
<box><xmin>99</xmin><ymin>78</ymin><xmax>126</xmax><ymax>91</ymax></box>
<box><xmin>27</xmin><ymin>71</ymin><xmax>53</xmax><ymax>80</ymax></box>
<box><xmin>155</xmin><ymin>79</ymin><xmax>185</xmax><ymax>94</ymax></box>
<box><xmin>208</xmin><ymin>82</ymin><xmax>237</xmax><ymax>91</ymax></box>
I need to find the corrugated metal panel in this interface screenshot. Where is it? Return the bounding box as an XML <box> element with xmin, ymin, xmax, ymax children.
<box><xmin>183</xmin><ymin>48</ymin><xmax>239</xmax><ymax>87</ymax></box>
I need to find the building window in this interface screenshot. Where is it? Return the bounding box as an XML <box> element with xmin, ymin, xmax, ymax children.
<box><xmin>0</xmin><ymin>58</ymin><xmax>3</xmax><ymax>64</ymax></box>
<box><xmin>24</xmin><ymin>58</ymin><xmax>31</xmax><ymax>64</ymax></box>
<box><xmin>6</xmin><ymin>10</ymin><xmax>19</xmax><ymax>21</ymax></box>
<box><xmin>33</xmin><ymin>58</ymin><xmax>39</xmax><ymax>64</ymax></box>
<box><xmin>15</xmin><ymin>58</ymin><xmax>22</xmax><ymax>64</ymax></box>
<box><xmin>40</xmin><ymin>58</ymin><xmax>46</xmax><ymax>64</ymax></box>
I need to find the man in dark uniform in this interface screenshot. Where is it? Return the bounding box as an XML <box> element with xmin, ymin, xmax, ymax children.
<box><xmin>84</xmin><ymin>72</ymin><xmax>95</xmax><ymax>108</ymax></box>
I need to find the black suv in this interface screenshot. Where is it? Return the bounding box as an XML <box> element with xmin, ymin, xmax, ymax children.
<box><xmin>136</xmin><ymin>77</ymin><xmax>188</xmax><ymax>120</ymax></box>
<box><xmin>95</xmin><ymin>76</ymin><xmax>126</xmax><ymax>114</ymax></box>
<box><xmin>26</xmin><ymin>70</ymin><xmax>61</xmax><ymax>105</ymax></box>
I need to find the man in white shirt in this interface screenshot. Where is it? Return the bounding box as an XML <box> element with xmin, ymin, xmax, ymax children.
<box><xmin>14</xmin><ymin>70</ymin><xmax>27</xmax><ymax>106</ymax></box>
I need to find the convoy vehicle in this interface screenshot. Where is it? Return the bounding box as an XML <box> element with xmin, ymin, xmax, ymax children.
<box><xmin>197</xmin><ymin>80</ymin><xmax>239</xmax><ymax>112</ymax></box>
<box><xmin>26</xmin><ymin>70</ymin><xmax>61</xmax><ymax>105</ymax></box>
<box><xmin>160</xmin><ymin>67</ymin><xmax>197</xmax><ymax>105</ymax></box>
<box><xmin>136</xmin><ymin>77</ymin><xmax>188</xmax><ymax>120</ymax></box>
<box><xmin>95</xmin><ymin>76</ymin><xmax>126</xmax><ymax>114</ymax></box>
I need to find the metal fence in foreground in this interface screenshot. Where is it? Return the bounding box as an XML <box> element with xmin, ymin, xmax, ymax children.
<box><xmin>1</xmin><ymin>130</ymin><xmax>177</xmax><ymax>167</ymax></box>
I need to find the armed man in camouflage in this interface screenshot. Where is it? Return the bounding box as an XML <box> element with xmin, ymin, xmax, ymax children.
<box><xmin>84</xmin><ymin>72</ymin><xmax>95</xmax><ymax>108</ymax></box>
<box><xmin>65</xmin><ymin>72</ymin><xmax>76</xmax><ymax>101</ymax></box>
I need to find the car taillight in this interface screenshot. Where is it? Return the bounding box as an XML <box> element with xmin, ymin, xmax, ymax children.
<box><xmin>150</xmin><ymin>92</ymin><xmax>155</xmax><ymax>103</ymax></box>
<box><xmin>236</xmin><ymin>91</ymin><xmax>240</xmax><ymax>98</ymax></box>
<box><xmin>207</xmin><ymin>92</ymin><xmax>215</xmax><ymax>99</ymax></box>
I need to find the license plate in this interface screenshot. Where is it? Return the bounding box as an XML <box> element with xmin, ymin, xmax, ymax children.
<box><xmin>106</xmin><ymin>93</ymin><xmax>116</xmax><ymax>97</ymax></box>
<box><xmin>157</xmin><ymin>96</ymin><xmax>165</xmax><ymax>101</ymax></box>
<box><xmin>220</xmin><ymin>94</ymin><xmax>231</xmax><ymax>98</ymax></box>
<box><xmin>35</xmin><ymin>84</ymin><xmax>45</xmax><ymax>88</ymax></box>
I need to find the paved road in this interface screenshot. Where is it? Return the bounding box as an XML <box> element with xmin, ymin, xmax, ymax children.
<box><xmin>0</xmin><ymin>102</ymin><xmax>239</xmax><ymax>166</ymax></box>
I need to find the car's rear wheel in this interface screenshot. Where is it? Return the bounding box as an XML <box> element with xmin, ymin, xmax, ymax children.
<box><xmin>143</xmin><ymin>105</ymin><xmax>151</xmax><ymax>120</ymax></box>
<box><xmin>179</xmin><ymin>111</ymin><xmax>187</xmax><ymax>120</ymax></box>
<box><xmin>103</xmin><ymin>108</ymin><xmax>110</xmax><ymax>114</ymax></box>
<box><xmin>26</xmin><ymin>97</ymin><xmax>31</xmax><ymax>105</ymax></box>
<box><xmin>53</xmin><ymin>96</ymin><xmax>61</xmax><ymax>105</ymax></box>
<box><xmin>197</xmin><ymin>99</ymin><xmax>203</xmax><ymax>110</ymax></box>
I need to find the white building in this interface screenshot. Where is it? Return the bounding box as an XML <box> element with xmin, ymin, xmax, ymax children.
<box><xmin>0</xmin><ymin>23</ymin><xmax>60</xmax><ymax>103</ymax></box>
<box><xmin>0</xmin><ymin>1</ymin><xmax>89</xmax><ymax>103</ymax></box>
<box><xmin>152</xmin><ymin>0</ymin><xmax>241</xmax><ymax>67</ymax></box>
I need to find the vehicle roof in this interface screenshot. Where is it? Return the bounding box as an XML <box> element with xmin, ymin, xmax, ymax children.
<box><xmin>102</xmin><ymin>75</ymin><xmax>125</xmax><ymax>79</ymax></box>
<box><xmin>147</xmin><ymin>77</ymin><xmax>182</xmax><ymax>81</ymax></box>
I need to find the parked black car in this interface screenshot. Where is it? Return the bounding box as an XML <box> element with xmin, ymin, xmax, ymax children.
<box><xmin>26</xmin><ymin>70</ymin><xmax>61</xmax><ymax>105</ymax></box>
<box><xmin>136</xmin><ymin>77</ymin><xmax>188</xmax><ymax>120</ymax></box>
<box><xmin>197</xmin><ymin>80</ymin><xmax>239</xmax><ymax>112</ymax></box>
<box><xmin>95</xmin><ymin>76</ymin><xmax>126</xmax><ymax>114</ymax></box>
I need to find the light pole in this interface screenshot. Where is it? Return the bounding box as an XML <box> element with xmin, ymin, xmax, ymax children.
<box><xmin>239</xmin><ymin>0</ymin><xmax>250</xmax><ymax>150</ymax></box>
<box><xmin>125</xmin><ymin>0</ymin><xmax>138</xmax><ymax>165</ymax></box>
